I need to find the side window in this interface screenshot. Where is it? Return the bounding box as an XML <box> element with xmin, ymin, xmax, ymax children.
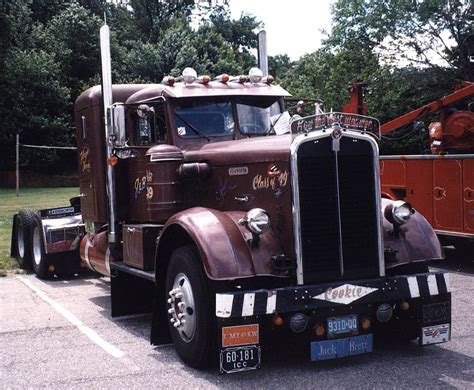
<box><xmin>133</xmin><ymin>103</ymin><xmax>168</xmax><ymax>145</ymax></box>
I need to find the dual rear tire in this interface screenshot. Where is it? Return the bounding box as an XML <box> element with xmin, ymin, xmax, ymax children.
<box><xmin>15</xmin><ymin>210</ymin><xmax>49</xmax><ymax>279</ymax></box>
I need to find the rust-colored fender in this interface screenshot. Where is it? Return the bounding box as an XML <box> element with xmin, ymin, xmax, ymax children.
<box><xmin>382</xmin><ymin>198</ymin><xmax>443</xmax><ymax>267</ymax></box>
<box><xmin>155</xmin><ymin>207</ymin><xmax>283</xmax><ymax>280</ymax></box>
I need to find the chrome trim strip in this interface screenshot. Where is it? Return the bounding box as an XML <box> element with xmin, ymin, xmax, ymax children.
<box><xmin>380</xmin><ymin>154</ymin><xmax>474</xmax><ymax>160</ymax></box>
<box><xmin>333</xmin><ymin>148</ymin><xmax>345</xmax><ymax>277</ymax></box>
<box><xmin>290</xmin><ymin>129</ymin><xmax>384</xmax><ymax>285</ymax></box>
<box><xmin>435</xmin><ymin>230</ymin><xmax>474</xmax><ymax>238</ymax></box>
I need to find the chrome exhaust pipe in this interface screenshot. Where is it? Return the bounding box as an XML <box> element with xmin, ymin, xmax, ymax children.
<box><xmin>100</xmin><ymin>23</ymin><xmax>118</xmax><ymax>243</ymax></box>
<box><xmin>257</xmin><ymin>30</ymin><xmax>268</xmax><ymax>76</ymax></box>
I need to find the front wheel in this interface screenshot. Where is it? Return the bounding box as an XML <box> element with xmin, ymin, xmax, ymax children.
<box><xmin>166</xmin><ymin>246</ymin><xmax>213</xmax><ymax>369</ymax></box>
<box><xmin>31</xmin><ymin>218</ymin><xmax>50</xmax><ymax>279</ymax></box>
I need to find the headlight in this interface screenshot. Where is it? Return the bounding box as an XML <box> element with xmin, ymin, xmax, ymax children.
<box><xmin>244</xmin><ymin>208</ymin><xmax>270</xmax><ymax>235</ymax></box>
<box><xmin>384</xmin><ymin>200</ymin><xmax>414</xmax><ymax>226</ymax></box>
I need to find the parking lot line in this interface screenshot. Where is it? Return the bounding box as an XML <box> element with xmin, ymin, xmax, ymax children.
<box><xmin>17</xmin><ymin>275</ymin><xmax>125</xmax><ymax>359</ymax></box>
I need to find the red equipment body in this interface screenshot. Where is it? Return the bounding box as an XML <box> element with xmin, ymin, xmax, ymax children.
<box><xmin>343</xmin><ymin>82</ymin><xmax>474</xmax><ymax>240</ymax></box>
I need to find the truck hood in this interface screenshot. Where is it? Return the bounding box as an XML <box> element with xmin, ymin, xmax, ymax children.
<box><xmin>183</xmin><ymin>134</ymin><xmax>292</xmax><ymax>165</ymax></box>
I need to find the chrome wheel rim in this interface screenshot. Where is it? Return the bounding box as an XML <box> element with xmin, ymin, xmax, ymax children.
<box><xmin>33</xmin><ymin>226</ymin><xmax>42</xmax><ymax>266</ymax></box>
<box><xmin>167</xmin><ymin>273</ymin><xmax>196</xmax><ymax>343</ymax></box>
<box><xmin>17</xmin><ymin>220</ymin><xmax>25</xmax><ymax>258</ymax></box>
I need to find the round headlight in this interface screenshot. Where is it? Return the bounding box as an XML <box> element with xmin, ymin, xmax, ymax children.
<box><xmin>385</xmin><ymin>200</ymin><xmax>414</xmax><ymax>226</ymax></box>
<box><xmin>245</xmin><ymin>208</ymin><xmax>270</xmax><ymax>235</ymax></box>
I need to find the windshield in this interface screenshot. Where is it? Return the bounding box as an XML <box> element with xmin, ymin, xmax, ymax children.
<box><xmin>236</xmin><ymin>97</ymin><xmax>289</xmax><ymax>135</ymax></box>
<box><xmin>175</xmin><ymin>98</ymin><xmax>234</xmax><ymax>138</ymax></box>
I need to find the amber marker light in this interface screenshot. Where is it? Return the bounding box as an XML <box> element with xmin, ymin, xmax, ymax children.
<box><xmin>238</xmin><ymin>75</ymin><xmax>247</xmax><ymax>83</ymax></box>
<box><xmin>273</xmin><ymin>315</ymin><xmax>284</xmax><ymax>326</ymax></box>
<box><xmin>198</xmin><ymin>75</ymin><xmax>211</xmax><ymax>84</ymax></box>
<box><xmin>108</xmin><ymin>155</ymin><xmax>118</xmax><ymax>166</ymax></box>
<box><xmin>263</xmin><ymin>75</ymin><xmax>274</xmax><ymax>84</ymax></box>
<box><xmin>361</xmin><ymin>317</ymin><xmax>372</xmax><ymax>330</ymax></box>
<box><xmin>400</xmin><ymin>301</ymin><xmax>410</xmax><ymax>311</ymax></box>
<box><xmin>48</xmin><ymin>265</ymin><xmax>55</xmax><ymax>273</ymax></box>
<box><xmin>215</xmin><ymin>74</ymin><xmax>230</xmax><ymax>82</ymax></box>
<box><xmin>315</xmin><ymin>323</ymin><xmax>325</xmax><ymax>337</ymax></box>
<box><xmin>161</xmin><ymin>76</ymin><xmax>175</xmax><ymax>86</ymax></box>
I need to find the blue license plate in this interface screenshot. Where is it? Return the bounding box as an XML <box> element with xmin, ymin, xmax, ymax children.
<box><xmin>327</xmin><ymin>315</ymin><xmax>358</xmax><ymax>337</ymax></box>
<box><xmin>311</xmin><ymin>334</ymin><xmax>373</xmax><ymax>361</ymax></box>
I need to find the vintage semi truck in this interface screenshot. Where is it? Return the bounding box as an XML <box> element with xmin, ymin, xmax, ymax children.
<box><xmin>11</xmin><ymin>25</ymin><xmax>452</xmax><ymax>373</ymax></box>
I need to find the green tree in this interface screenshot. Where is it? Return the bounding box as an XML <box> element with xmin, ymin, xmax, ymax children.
<box><xmin>0</xmin><ymin>49</ymin><xmax>70</xmax><ymax>170</ymax></box>
<box><xmin>328</xmin><ymin>0</ymin><xmax>473</xmax><ymax>80</ymax></box>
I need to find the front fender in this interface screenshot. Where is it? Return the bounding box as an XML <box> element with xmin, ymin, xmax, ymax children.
<box><xmin>156</xmin><ymin>207</ymin><xmax>283</xmax><ymax>280</ymax></box>
<box><xmin>382</xmin><ymin>198</ymin><xmax>443</xmax><ymax>267</ymax></box>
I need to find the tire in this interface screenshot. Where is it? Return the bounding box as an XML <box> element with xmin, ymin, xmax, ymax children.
<box><xmin>15</xmin><ymin>209</ymin><xmax>36</xmax><ymax>269</ymax></box>
<box><xmin>31</xmin><ymin>217</ymin><xmax>50</xmax><ymax>279</ymax></box>
<box><xmin>166</xmin><ymin>246</ymin><xmax>213</xmax><ymax>369</ymax></box>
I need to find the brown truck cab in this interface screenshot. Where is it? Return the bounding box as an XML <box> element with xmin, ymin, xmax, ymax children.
<box><xmin>11</xmin><ymin>27</ymin><xmax>452</xmax><ymax>374</ymax></box>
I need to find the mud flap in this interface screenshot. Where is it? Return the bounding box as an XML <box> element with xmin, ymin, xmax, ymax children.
<box><xmin>110</xmin><ymin>268</ymin><xmax>154</xmax><ymax>317</ymax></box>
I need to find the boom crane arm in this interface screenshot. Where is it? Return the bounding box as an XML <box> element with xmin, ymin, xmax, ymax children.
<box><xmin>380</xmin><ymin>81</ymin><xmax>474</xmax><ymax>135</ymax></box>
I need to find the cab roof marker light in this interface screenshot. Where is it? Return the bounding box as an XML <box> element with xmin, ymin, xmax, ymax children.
<box><xmin>249</xmin><ymin>67</ymin><xmax>263</xmax><ymax>83</ymax></box>
<box><xmin>197</xmin><ymin>75</ymin><xmax>211</xmax><ymax>84</ymax></box>
<box><xmin>215</xmin><ymin>74</ymin><xmax>230</xmax><ymax>83</ymax></box>
<box><xmin>262</xmin><ymin>75</ymin><xmax>274</xmax><ymax>84</ymax></box>
<box><xmin>161</xmin><ymin>76</ymin><xmax>175</xmax><ymax>86</ymax></box>
<box><xmin>230</xmin><ymin>75</ymin><xmax>247</xmax><ymax>83</ymax></box>
<box><xmin>182</xmin><ymin>67</ymin><xmax>197</xmax><ymax>84</ymax></box>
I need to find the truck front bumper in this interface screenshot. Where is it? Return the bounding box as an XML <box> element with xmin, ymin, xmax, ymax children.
<box><xmin>216</xmin><ymin>272</ymin><xmax>451</xmax><ymax>373</ymax></box>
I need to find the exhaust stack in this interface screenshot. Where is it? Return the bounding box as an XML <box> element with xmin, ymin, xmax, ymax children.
<box><xmin>257</xmin><ymin>30</ymin><xmax>268</xmax><ymax>76</ymax></box>
<box><xmin>100</xmin><ymin>23</ymin><xmax>118</xmax><ymax>243</ymax></box>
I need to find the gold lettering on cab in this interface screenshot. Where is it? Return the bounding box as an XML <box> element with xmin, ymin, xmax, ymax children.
<box><xmin>134</xmin><ymin>170</ymin><xmax>153</xmax><ymax>200</ymax></box>
<box><xmin>80</xmin><ymin>146</ymin><xmax>91</xmax><ymax>172</ymax></box>
<box><xmin>252</xmin><ymin>170</ymin><xmax>288</xmax><ymax>191</ymax></box>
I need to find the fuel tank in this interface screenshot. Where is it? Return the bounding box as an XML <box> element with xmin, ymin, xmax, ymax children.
<box><xmin>79</xmin><ymin>231</ymin><xmax>115</xmax><ymax>276</ymax></box>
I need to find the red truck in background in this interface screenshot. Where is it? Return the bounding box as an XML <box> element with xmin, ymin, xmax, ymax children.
<box><xmin>345</xmin><ymin>82</ymin><xmax>474</xmax><ymax>252</ymax></box>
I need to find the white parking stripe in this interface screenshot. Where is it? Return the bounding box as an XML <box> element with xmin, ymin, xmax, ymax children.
<box><xmin>17</xmin><ymin>276</ymin><xmax>125</xmax><ymax>359</ymax></box>
<box><xmin>427</xmin><ymin>274</ymin><xmax>439</xmax><ymax>296</ymax></box>
<box><xmin>407</xmin><ymin>276</ymin><xmax>420</xmax><ymax>298</ymax></box>
<box><xmin>242</xmin><ymin>293</ymin><xmax>255</xmax><ymax>317</ymax></box>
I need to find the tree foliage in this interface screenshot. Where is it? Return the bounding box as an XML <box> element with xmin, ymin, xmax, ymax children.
<box><xmin>0</xmin><ymin>0</ymin><xmax>472</xmax><ymax>172</ymax></box>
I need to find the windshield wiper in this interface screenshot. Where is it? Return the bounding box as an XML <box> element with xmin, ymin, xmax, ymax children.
<box><xmin>175</xmin><ymin>112</ymin><xmax>211</xmax><ymax>141</ymax></box>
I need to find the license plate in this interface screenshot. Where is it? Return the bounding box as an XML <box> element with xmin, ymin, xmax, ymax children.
<box><xmin>220</xmin><ymin>345</ymin><xmax>261</xmax><ymax>374</ymax></box>
<box><xmin>311</xmin><ymin>334</ymin><xmax>373</xmax><ymax>361</ymax></box>
<box><xmin>327</xmin><ymin>315</ymin><xmax>358</xmax><ymax>337</ymax></box>
<box><xmin>421</xmin><ymin>324</ymin><xmax>450</xmax><ymax>345</ymax></box>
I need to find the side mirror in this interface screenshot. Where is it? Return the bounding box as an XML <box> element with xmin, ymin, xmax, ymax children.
<box><xmin>112</xmin><ymin>105</ymin><xmax>126</xmax><ymax>146</ymax></box>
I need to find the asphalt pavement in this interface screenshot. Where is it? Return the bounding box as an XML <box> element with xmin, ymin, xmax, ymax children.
<box><xmin>1</xmin><ymin>254</ymin><xmax>473</xmax><ymax>389</ymax></box>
